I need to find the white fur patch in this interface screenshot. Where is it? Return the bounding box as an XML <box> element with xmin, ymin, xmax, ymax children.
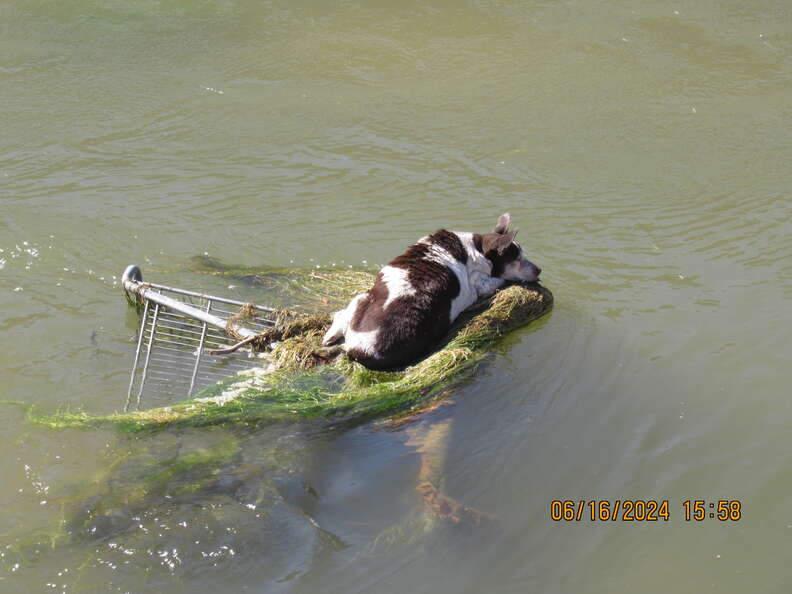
<box><xmin>379</xmin><ymin>265</ymin><xmax>416</xmax><ymax>308</ymax></box>
<box><xmin>323</xmin><ymin>293</ymin><xmax>363</xmax><ymax>346</ymax></box>
<box><xmin>421</xmin><ymin>236</ymin><xmax>479</xmax><ymax>322</ymax></box>
<box><xmin>343</xmin><ymin>325</ymin><xmax>380</xmax><ymax>357</ymax></box>
<box><xmin>324</xmin><ymin>293</ymin><xmax>380</xmax><ymax>357</ymax></box>
<box><xmin>475</xmin><ymin>275</ymin><xmax>506</xmax><ymax>297</ymax></box>
<box><xmin>454</xmin><ymin>232</ymin><xmax>502</xmax><ymax>300</ymax></box>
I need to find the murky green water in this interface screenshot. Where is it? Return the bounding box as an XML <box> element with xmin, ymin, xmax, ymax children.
<box><xmin>2</xmin><ymin>0</ymin><xmax>792</xmax><ymax>592</ymax></box>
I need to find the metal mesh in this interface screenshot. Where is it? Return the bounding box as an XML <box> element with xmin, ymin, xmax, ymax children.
<box><xmin>123</xmin><ymin>272</ymin><xmax>277</xmax><ymax>412</ymax></box>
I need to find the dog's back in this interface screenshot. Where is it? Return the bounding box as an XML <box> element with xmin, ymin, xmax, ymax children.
<box><xmin>323</xmin><ymin>214</ymin><xmax>541</xmax><ymax>370</ymax></box>
<box><xmin>341</xmin><ymin>230</ymin><xmax>471</xmax><ymax>369</ymax></box>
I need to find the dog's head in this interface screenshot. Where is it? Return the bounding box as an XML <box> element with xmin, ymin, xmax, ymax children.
<box><xmin>480</xmin><ymin>213</ymin><xmax>541</xmax><ymax>282</ymax></box>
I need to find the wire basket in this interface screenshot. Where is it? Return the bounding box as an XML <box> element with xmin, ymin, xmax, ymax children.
<box><xmin>121</xmin><ymin>265</ymin><xmax>275</xmax><ymax>411</ymax></box>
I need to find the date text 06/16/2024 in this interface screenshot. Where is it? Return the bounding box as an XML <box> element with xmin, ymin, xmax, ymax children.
<box><xmin>550</xmin><ymin>500</ymin><xmax>742</xmax><ymax>522</ymax></box>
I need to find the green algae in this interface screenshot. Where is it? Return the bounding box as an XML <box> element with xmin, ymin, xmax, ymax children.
<box><xmin>0</xmin><ymin>432</ymin><xmax>245</xmax><ymax>568</ymax></box>
<box><xmin>29</xmin><ymin>277</ymin><xmax>553</xmax><ymax>433</ymax></box>
<box><xmin>2</xmin><ymin>265</ymin><xmax>553</xmax><ymax>580</ymax></box>
<box><xmin>63</xmin><ymin>436</ymin><xmax>243</xmax><ymax>539</ymax></box>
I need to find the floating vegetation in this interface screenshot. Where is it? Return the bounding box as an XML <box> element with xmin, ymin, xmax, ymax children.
<box><xmin>28</xmin><ymin>266</ymin><xmax>553</xmax><ymax>433</ymax></box>
<box><xmin>0</xmin><ymin>427</ymin><xmax>340</xmax><ymax>582</ymax></box>
<box><xmin>2</xmin><ymin>263</ymin><xmax>553</xmax><ymax>584</ymax></box>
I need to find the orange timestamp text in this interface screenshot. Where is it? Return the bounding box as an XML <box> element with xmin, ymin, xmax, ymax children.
<box><xmin>550</xmin><ymin>499</ymin><xmax>742</xmax><ymax>522</ymax></box>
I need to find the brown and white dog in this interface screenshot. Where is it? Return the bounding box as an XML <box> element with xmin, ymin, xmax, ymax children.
<box><xmin>322</xmin><ymin>213</ymin><xmax>541</xmax><ymax>370</ymax></box>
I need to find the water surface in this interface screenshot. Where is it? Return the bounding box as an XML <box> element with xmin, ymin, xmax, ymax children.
<box><xmin>2</xmin><ymin>0</ymin><xmax>792</xmax><ymax>592</ymax></box>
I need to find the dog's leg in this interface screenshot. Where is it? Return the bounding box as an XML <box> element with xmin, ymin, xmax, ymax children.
<box><xmin>322</xmin><ymin>308</ymin><xmax>349</xmax><ymax>346</ymax></box>
<box><xmin>321</xmin><ymin>293</ymin><xmax>365</xmax><ymax>347</ymax></box>
<box><xmin>476</xmin><ymin>276</ymin><xmax>506</xmax><ymax>299</ymax></box>
<box><xmin>310</xmin><ymin>344</ymin><xmax>344</xmax><ymax>365</ymax></box>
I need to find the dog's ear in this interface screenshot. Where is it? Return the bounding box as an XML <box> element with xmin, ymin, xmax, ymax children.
<box><xmin>494</xmin><ymin>213</ymin><xmax>511</xmax><ymax>235</ymax></box>
<box><xmin>483</xmin><ymin>230</ymin><xmax>518</xmax><ymax>255</ymax></box>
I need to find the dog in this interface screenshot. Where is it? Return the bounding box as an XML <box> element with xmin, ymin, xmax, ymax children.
<box><xmin>322</xmin><ymin>213</ymin><xmax>541</xmax><ymax>370</ymax></box>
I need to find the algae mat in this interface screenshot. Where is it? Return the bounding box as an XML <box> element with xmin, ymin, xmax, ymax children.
<box><xmin>29</xmin><ymin>267</ymin><xmax>553</xmax><ymax>433</ymax></box>
<box><xmin>1</xmin><ymin>266</ymin><xmax>552</xmax><ymax>581</ymax></box>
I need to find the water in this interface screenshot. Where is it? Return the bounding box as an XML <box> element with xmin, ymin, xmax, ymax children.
<box><xmin>2</xmin><ymin>0</ymin><xmax>791</xmax><ymax>591</ymax></box>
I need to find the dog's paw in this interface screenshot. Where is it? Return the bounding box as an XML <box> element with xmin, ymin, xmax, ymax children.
<box><xmin>321</xmin><ymin>328</ymin><xmax>344</xmax><ymax>346</ymax></box>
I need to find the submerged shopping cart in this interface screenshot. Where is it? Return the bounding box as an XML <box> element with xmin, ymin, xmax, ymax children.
<box><xmin>121</xmin><ymin>265</ymin><xmax>278</xmax><ymax>411</ymax></box>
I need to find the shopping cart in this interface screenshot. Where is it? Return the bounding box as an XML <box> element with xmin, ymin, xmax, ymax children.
<box><xmin>121</xmin><ymin>265</ymin><xmax>276</xmax><ymax>411</ymax></box>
